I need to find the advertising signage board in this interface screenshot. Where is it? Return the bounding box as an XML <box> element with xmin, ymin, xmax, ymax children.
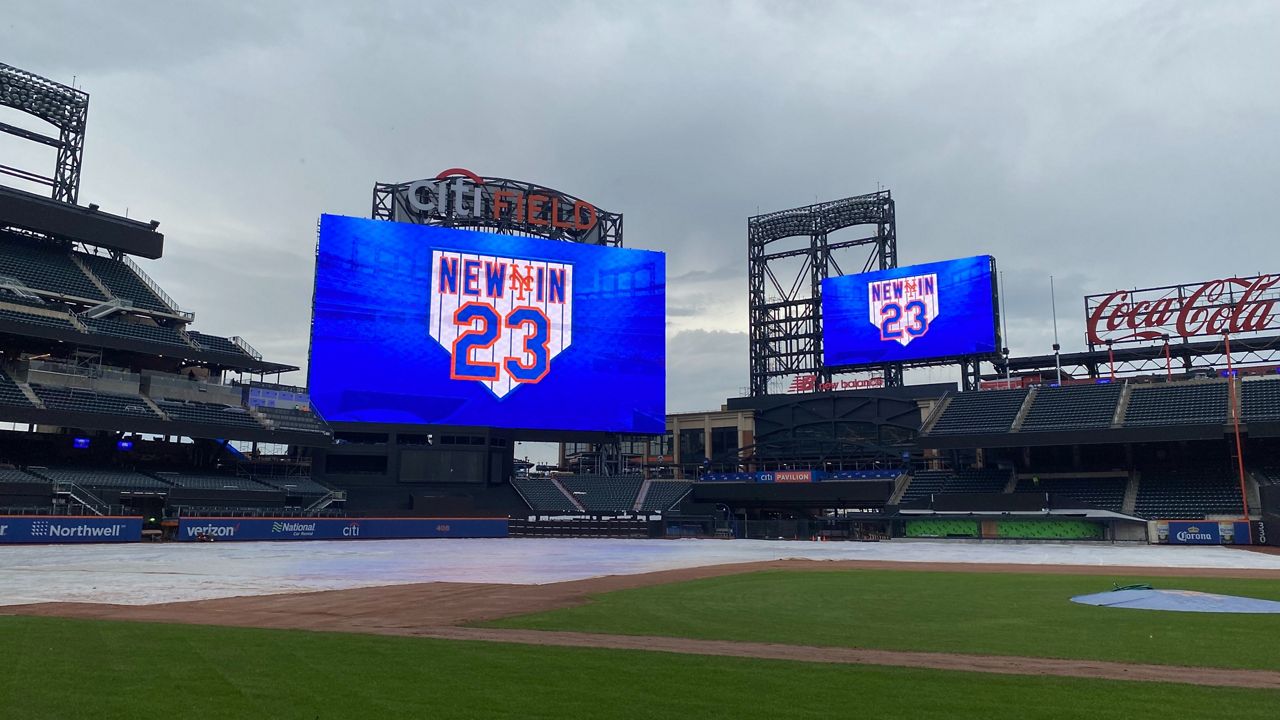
<box><xmin>1086</xmin><ymin>274</ymin><xmax>1280</xmax><ymax>346</ymax></box>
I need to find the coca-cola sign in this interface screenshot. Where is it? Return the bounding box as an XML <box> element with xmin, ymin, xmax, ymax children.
<box><xmin>1086</xmin><ymin>274</ymin><xmax>1280</xmax><ymax>346</ymax></box>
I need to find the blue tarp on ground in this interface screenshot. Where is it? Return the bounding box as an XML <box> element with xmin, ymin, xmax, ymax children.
<box><xmin>1071</xmin><ymin>589</ymin><xmax>1280</xmax><ymax>614</ymax></box>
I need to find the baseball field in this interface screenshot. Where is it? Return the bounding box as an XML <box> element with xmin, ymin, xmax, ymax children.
<box><xmin>4</xmin><ymin>540</ymin><xmax>1280</xmax><ymax>718</ymax></box>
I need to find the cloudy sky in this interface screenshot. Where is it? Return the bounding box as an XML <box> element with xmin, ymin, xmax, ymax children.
<box><xmin>5</xmin><ymin>1</ymin><xmax>1280</xmax><ymax>417</ymax></box>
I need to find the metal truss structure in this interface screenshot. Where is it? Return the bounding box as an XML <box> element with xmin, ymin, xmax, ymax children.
<box><xmin>748</xmin><ymin>191</ymin><xmax>897</xmax><ymax>396</ymax></box>
<box><xmin>372</xmin><ymin>173</ymin><xmax>623</xmax><ymax>246</ymax></box>
<box><xmin>1002</xmin><ymin>333</ymin><xmax>1280</xmax><ymax>380</ymax></box>
<box><xmin>0</xmin><ymin>63</ymin><xmax>89</xmax><ymax>204</ymax></box>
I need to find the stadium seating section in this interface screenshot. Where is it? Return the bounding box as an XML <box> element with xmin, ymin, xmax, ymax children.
<box><xmin>30</xmin><ymin>467</ymin><xmax>172</xmax><ymax>490</ymax></box>
<box><xmin>639</xmin><ymin>480</ymin><xmax>691</xmax><ymax>512</ymax></box>
<box><xmin>1134</xmin><ymin>466</ymin><xmax>1243</xmax><ymax>518</ymax></box>
<box><xmin>0</xmin><ymin>304</ymin><xmax>77</xmax><ymax>331</ymax></box>
<box><xmin>187</xmin><ymin>332</ymin><xmax>250</xmax><ymax>357</ymax></box>
<box><xmin>32</xmin><ymin>385</ymin><xmax>160</xmax><ymax>419</ymax></box>
<box><xmin>560</xmin><ymin>475</ymin><xmax>644</xmax><ymax>513</ymax></box>
<box><xmin>255</xmin><ymin>406</ymin><xmax>330</xmax><ymax>434</ymax></box>
<box><xmin>1241</xmin><ymin>378</ymin><xmax>1280</xmax><ymax>423</ymax></box>
<box><xmin>153</xmin><ymin>472</ymin><xmax>276</xmax><ymax>492</ymax></box>
<box><xmin>928</xmin><ymin>389</ymin><xmax>1027</xmax><ymax>435</ymax></box>
<box><xmin>1019</xmin><ymin>383</ymin><xmax>1121</xmax><ymax>432</ymax></box>
<box><xmin>253</xmin><ymin>476</ymin><xmax>334</xmax><ymax>496</ymax></box>
<box><xmin>899</xmin><ymin>468</ymin><xmax>1010</xmax><ymax>504</ymax></box>
<box><xmin>1123</xmin><ymin>381</ymin><xmax>1228</xmax><ymax>427</ymax></box>
<box><xmin>511</xmin><ymin>476</ymin><xmax>580</xmax><ymax>514</ymax></box>
<box><xmin>157</xmin><ymin>399</ymin><xmax>264</xmax><ymax>429</ymax></box>
<box><xmin>0</xmin><ymin>232</ymin><xmax>106</xmax><ymax>300</ymax></box>
<box><xmin>82</xmin><ymin>316</ymin><xmax>192</xmax><ymax>348</ymax></box>
<box><xmin>74</xmin><ymin>252</ymin><xmax>172</xmax><ymax>313</ymax></box>
<box><xmin>1014</xmin><ymin>476</ymin><xmax>1127</xmax><ymax>512</ymax></box>
<box><xmin>0</xmin><ymin>467</ymin><xmax>45</xmax><ymax>483</ymax></box>
<box><xmin>0</xmin><ymin>369</ymin><xmax>34</xmax><ymax>407</ymax></box>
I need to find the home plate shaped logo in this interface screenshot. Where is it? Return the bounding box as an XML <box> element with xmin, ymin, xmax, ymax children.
<box><xmin>429</xmin><ymin>250</ymin><xmax>573</xmax><ymax>398</ymax></box>
<box><xmin>867</xmin><ymin>272</ymin><xmax>938</xmax><ymax>347</ymax></box>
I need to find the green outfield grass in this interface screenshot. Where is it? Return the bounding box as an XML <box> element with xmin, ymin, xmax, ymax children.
<box><xmin>486</xmin><ymin>569</ymin><xmax>1280</xmax><ymax>671</ymax></box>
<box><xmin>1</xmin><ymin>615</ymin><xmax>1277</xmax><ymax>720</ymax></box>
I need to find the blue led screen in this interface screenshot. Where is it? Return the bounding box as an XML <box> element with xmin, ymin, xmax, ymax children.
<box><xmin>309</xmin><ymin>215</ymin><xmax>665</xmax><ymax>433</ymax></box>
<box><xmin>822</xmin><ymin>255</ymin><xmax>998</xmax><ymax>366</ymax></box>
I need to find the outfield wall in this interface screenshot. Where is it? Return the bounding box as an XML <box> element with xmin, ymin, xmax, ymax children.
<box><xmin>174</xmin><ymin>517</ymin><xmax>508</xmax><ymax>542</ymax></box>
<box><xmin>0</xmin><ymin>515</ymin><xmax>142</xmax><ymax>544</ymax></box>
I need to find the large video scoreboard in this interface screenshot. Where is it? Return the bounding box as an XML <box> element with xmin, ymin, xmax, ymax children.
<box><xmin>309</xmin><ymin>215</ymin><xmax>665</xmax><ymax>434</ymax></box>
<box><xmin>822</xmin><ymin>255</ymin><xmax>999</xmax><ymax>367</ymax></box>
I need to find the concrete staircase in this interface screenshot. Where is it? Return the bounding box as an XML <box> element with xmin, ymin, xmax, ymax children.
<box><xmin>632</xmin><ymin>477</ymin><xmax>654</xmax><ymax>512</ymax></box>
<box><xmin>1010</xmin><ymin>387</ymin><xmax>1038</xmax><ymax>432</ymax></box>
<box><xmin>1123</xmin><ymin>472</ymin><xmax>1140</xmax><ymax>515</ymax></box>
<box><xmin>552</xmin><ymin>477</ymin><xmax>586</xmax><ymax>513</ymax></box>
<box><xmin>1112</xmin><ymin>382</ymin><xmax>1133</xmax><ymax>427</ymax></box>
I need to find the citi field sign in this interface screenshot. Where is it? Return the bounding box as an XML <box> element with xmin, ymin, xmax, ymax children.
<box><xmin>400</xmin><ymin>168</ymin><xmax>600</xmax><ymax>232</ymax></box>
<box><xmin>1086</xmin><ymin>274</ymin><xmax>1280</xmax><ymax>346</ymax></box>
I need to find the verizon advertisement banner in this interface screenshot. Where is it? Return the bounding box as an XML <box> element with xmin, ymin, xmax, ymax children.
<box><xmin>1086</xmin><ymin>274</ymin><xmax>1280</xmax><ymax>346</ymax></box>
<box><xmin>175</xmin><ymin>517</ymin><xmax>508</xmax><ymax>542</ymax></box>
<box><xmin>0</xmin><ymin>515</ymin><xmax>142</xmax><ymax>544</ymax></box>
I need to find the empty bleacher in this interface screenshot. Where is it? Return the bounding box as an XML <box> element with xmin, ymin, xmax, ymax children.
<box><xmin>187</xmin><ymin>332</ymin><xmax>250</xmax><ymax>357</ymax></box>
<box><xmin>927</xmin><ymin>389</ymin><xmax>1028</xmax><ymax>435</ymax></box>
<box><xmin>32</xmin><ymin>385</ymin><xmax>160</xmax><ymax>419</ymax></box>
<box><xmin>31</xmin><ymin>467</ymin><xmax>172</xmax><ymax>491</ymax></box>
<box><xmin>1241</xmin><ymin>378</ymin><xmax>1280</xmax><ymax>423</ymax></box>
<box><xmin>82</xmin><ymin>315</ymin><xmax>192</xmax><ymax>348</ymax></box>
<box><xmin>0</xmin><ymin>303</ymin><xmax>78</xmax><ymax>331</ymax></box>
<box><xmin>254</xmin><ymin>476</ymin><xmax>333</xmax><ymax>496</ymax></box>
<box><xmin>1123</xmin><ymin>381</ymin><xmax>1228</xmax><ymax>427</ymax></box>
<box><xmin>1015</xmin><ymin>476</ymin><xmax>1127</xmax><ymax>512</ymax></box>
<box><xmin>256</xmin><ymin>406</ymin><xmax>330</xmax><ymax>434</ymax></box>
<box><xmin>0</xmin><ymin>467</ymin><xmax>45</xmax><ymax>483</ymax></box>
<box><xmin>898</xmin><ymin>470</ymin><xmax>949</xmax><ymax>504</ymax></box>
<box><xmin>640</xmin><ymin>480</ymin><xmax>691</xmax><ymax>512</ymax></box>
<box><xmin>899</xmin><ymin>468</ymin><xmax>1009</xmax><ymax>504</ymax></box>
<box><xmin>0</xmin><ymin>232</ymin><xmax>106</xmax><ymax>300</ymax></box>
<box><xmin>561</xmin><ymin>475</ymin><xmax>644</xmax><ymax>514</ymax></box>
<box><xmin>157</xmin><ymin>399</ymin><xmax>263</xmax><ymax>429</ymax></box>
<box><xmin>1019</xmin><ymin>383</ymin><xmax>1122</xmax><ymax>432</ymax></box>
<box><xmin>0</xmin><ymin>369</ymin><xmax>34</xmax><ymax>407</ymax></box>
<box><xmin>1134</xmin><ymin>466</ymin><xmax>1244</xmax><ymax>518</ymax></box>
<box><xmin>511</xmin><ymin>476</ymin><xmax>579</xmax><ymax>514</ymax></box>
<box><xmin>75</xmin><ymin>252</ymin><xmax>172</xmax><ymax>314</ymax></box>
<box><xmin>154</xmin><ymin>473</ymin><xmax>275</xmax><ymax>492</ymax></box>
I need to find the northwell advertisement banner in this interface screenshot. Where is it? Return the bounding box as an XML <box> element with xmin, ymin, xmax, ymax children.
<box><xmin>0</xmin><ymin>516</ymin><xmax>143</xmax><ymax>544</ymax></box>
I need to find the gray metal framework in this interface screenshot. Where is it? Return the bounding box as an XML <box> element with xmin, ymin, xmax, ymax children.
<box><xmin>1002</xmin><ymin>333</ymin><xmax>1280</xmax><ymax>380</ymax></box>
<box><xmin>0</xmin><ymin>62</ymin><xmax>89</xmax><ymax>204</ymax></box>
<box><xmin>748</xmin><ymin>191</ymin><xmax>898</xmax><ymax>396</ymax></box>
<box><xmin>372</xmin><ymin>174</ymin><xmax>623</xmax><ymax>246</ymax></box>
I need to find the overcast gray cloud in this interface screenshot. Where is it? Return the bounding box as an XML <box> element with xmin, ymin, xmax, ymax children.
<box><xmin>4</xmin><ymin>0</ymin><xmax>1280</xmax><ymax>416</ymax></box>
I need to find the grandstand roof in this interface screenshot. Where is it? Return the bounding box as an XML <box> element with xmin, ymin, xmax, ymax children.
<box><xmin>0</xmin><ymin>185</ymin><xmax>163</xmax><ymax>259</ymax></box>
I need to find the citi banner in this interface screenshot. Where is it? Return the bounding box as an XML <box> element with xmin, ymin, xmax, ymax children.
<box><xmin>175</xmin><ymin>517</ymin><xmax>508</xmax><ymax>542</ymax></box>
<box><xmin>309</xmin><ymin>215</ymin><xmax>665</xmax><ymax>434</ymax></box>
<box><xmin>822</xmin><ymin>255</ymin><xmax>999</xmax><ymax>367</ymax></box>
<box><xmin>1161</xmin><ymin>520</ymin><xmax>1252</xmax><ymax>545</ymax></box>
<box><xmin>0</xmin><ymin>515</ymin><xmax>142</xmax><ymax>544</ymax></box>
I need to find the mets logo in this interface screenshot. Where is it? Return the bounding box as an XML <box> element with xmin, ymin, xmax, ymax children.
<box><xmin>429</xmin><ymin>249</ymin><xmax>573</xmax><ymax>398</ymax></box>
<box><xmin>868</xmin><ymin>273</ymin><xmax>938</xmax><ymax>346</ymax></box>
